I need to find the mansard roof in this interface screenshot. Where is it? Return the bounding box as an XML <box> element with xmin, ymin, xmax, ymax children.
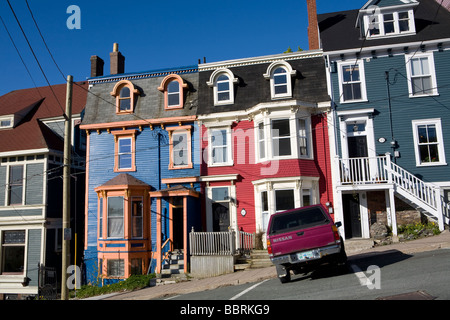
<box><xmin>82</xmin><ymin>65</ymin><xmax>198</xmax><ymax>127</ymax></box>
<box><xmin>197</xmin><ymin>50</ymin><xmax>330</xmax><ymax>116</ymax></box>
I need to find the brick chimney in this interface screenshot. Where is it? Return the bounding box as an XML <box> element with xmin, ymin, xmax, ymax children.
<box><xmin>90</xmin><ymin>55</ymin><xmax>104</xmax><ymax>77</ymax></box>
<box><xmin>306</xmin><ymin>0</ymin><xmax>320</xmax><ymax>50</ymax></box>
<box><xmin>110</xmin><ymin>43</ymin><xmax>125</xmax><ymax>75</ymax></box>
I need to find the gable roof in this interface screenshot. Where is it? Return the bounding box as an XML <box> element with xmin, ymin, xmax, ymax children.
<box><xmin>318</xmin><ymin>0</ymin><xmax>450</xmax><ymax>52</ymax></box>
<box><xmin>0</xmin><ymin>82</ymin><xmax>88</xmax><ymax>154</ymax></box>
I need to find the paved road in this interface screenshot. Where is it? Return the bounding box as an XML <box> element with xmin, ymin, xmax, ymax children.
<box><xmin>161</xmin><ymin>249</ymin><xmax>450</xmax><ymax>300</ymax></box>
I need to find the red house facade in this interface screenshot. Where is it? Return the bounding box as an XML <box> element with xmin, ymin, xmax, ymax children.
<box><xmin>197</xmin><ymin>51</ymin><xmax>333</xmax><ymax>246</ymax></box>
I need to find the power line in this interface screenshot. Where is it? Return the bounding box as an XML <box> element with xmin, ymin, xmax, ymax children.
<box><xmin>6</xmin><ymin>0</ymin><xmax>65</xmax><ymax>115</ymax></box>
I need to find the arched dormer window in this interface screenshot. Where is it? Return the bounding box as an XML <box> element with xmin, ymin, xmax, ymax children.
<box><xmin>158</xmin><ymin>74</ymin><xmax>188</xmax><ymax>110</ymax></box>
<box><xmin>207</xmin><ymin>68</ymin><xmax>239</xmax><ymax>106</ymax></box>
<box><xmin>264</xmin><ymin>61</ymin><xmax>296</xmax><ymax>99</ymax></box>
<box><xmin>110</xmin><ymin>80</ymin><xmax>140</xmax><ymax>114</ymax></box>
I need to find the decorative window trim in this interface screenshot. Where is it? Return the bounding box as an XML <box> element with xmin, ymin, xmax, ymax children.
<box><xmin>363</xmin><ymin>8</ymin><xmax>416</xmax><ymax>39</ymax></box>
<box><xmin>412</xmin><ymin>118</ymin><xmax>446</xmax><ymax>167</ymax></box>
<box><xmin>112</xmin><ymin>130</ymin><xmax>137</xmax><ymax>172</ymax></box>
<box><xmin>207</xmin><ymin>68</ymin><xmax>239</xmax><ymax>106</ymax></box>
<box><xmin>254</xmin><ymin>110</ymin><xmax>313</xmax><ymax>163</ymax></box>
<box><xmin>337</xmin><ymin>60</ymin><xmax>368</xmax><ymax>104</ymax></box>
<box><xmin>263</xmin><ymin>61</ymin><xmax>296</xmax><ymax>99</ymax></box>
<box><xmin>405</xmin><ymin>52</ymin><xmax>439</xmax><ymax>98</ymax></box>
<box><xmin>208</xmin><ymin>126</ymin><xmax>234</xmax><ymax>167</ymax></box>
<box><xmin>167</xmin><ymin>125</ymin><xmax>193</xmax><ymax>170</ymax></box>
<box><xmin>158</xmin><ymin>74</ymin><xmax>188</xmax><ymax>110</ymax></box>
<box><xmin>253</xmin><ymin>177</ymin><xmax>319</xmax><ymax>233</ymax></box>
<box><xmin>0</xmin><ymin>116</ymin><xmax>14</xmax><ymax>130</ymax></box>
<box><xmin>110</xmin><ymin>80</ymin><xmax>140</xmax><ymax>114</ymax></box>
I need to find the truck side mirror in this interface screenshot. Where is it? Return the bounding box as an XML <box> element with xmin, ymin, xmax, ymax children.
<box><xmin>335</xmin><ymin>221</ymin><xmax>342</xmax><ymax>228</ymax></box>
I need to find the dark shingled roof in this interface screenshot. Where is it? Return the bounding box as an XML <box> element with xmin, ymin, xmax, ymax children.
<box><xmin>99</xmin><ymin>173</ymin><xmax>149</xmax><ymax>187</ymax></box>
<box><xmin>318</xmin><ymin>0</ymin><xmax>450</xmax><ymax>52</ymax></box>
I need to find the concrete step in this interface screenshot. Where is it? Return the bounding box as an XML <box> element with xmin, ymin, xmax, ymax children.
<box><xmin>344</xmin><ymin>238</ymin><xmax>374</xmax><ymax>254</ymax></box>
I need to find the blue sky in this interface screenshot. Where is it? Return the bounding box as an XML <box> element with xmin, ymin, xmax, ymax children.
<box><xmin>0</xmin><ymin>0</ymin><xmax>364</xmax><ymax>96</ymax></box>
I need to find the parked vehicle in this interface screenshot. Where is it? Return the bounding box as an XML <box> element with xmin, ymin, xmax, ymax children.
<box><xmin>267</xmin><ymin>204</ymin><xmax>347</xmax><ymax>283</ymax></box>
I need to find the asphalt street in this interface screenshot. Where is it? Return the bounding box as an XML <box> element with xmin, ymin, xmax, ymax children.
<box><xmin>162</xmin><ymin>249</ymin><xmax>450</xmax><ymax>300</ymax></box>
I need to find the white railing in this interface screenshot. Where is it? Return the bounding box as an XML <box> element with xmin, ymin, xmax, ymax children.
<box><xmin>189</xmin><ymin>229</ymin><xmax>255</xmax><ymax>256</ymax></box>
<box><xmin>389</xmin><ymin>161</ymin><xmax>438</xmax><ymax>210</ymax></box>
<box><xmin>338</xmin><ymin>156</ymin><xmax>389</xmax><ymax>184</ymax></box>
<box><xmin>336</xmin><ymin>153</ymin><xmax>445</xmax><ymax>230</ymax></box>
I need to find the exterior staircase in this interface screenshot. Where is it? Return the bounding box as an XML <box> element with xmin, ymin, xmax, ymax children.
<box><xmin>161</xmin><ymin>250</ymin><xmax>185</xmax><ymax>276</ymax></box>
<box><xmin>337</xmin><ymin>154</ymin><xmax>447</xmax><ymax>231</ymax></box>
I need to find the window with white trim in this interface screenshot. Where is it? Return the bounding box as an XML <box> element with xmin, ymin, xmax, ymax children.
<box><xmin>256</xmin><ymin>114</ymin><xmax>312</xmax><ymax>162</ymax></box>
<box><xmin>1</xmin><ymin>230</ymin><xmax>25</xmax><ymax>274</ymax></box>
<box><xmin>412</xmin><ymin>119</ymin><xmax>446</xmax><ymax>166</ymax></box>
<box><xmin>364</xmin><ymin>9</ymin><xmax>415</xmax><ymax>38</ymax></box>
<box><xmin>209</xmin><ymin>127</ymin><xmax>233</xmax><ymax>166</ymax></box>
<box><xmin>207</xmin><ymin>69</ymin><xmax>238</xmax><ymax>106</ymax></box>
<box><xmin>264</xmin><ymin>61</ymin><xmax>296</xmax><ymax>99</ymax></box>
<box><xmin>253</xmin><ymin>179</ymin><xmax>318</xmax><ymax>233</ymax></box>
<box><xmin>405</xmin><ymin>53</ymin><xmax>438</xmax><ymax>97</ymax></box>
<box><xmin>8</xmin><ymin>165</ymin><xmax>24</xmax><ymax>206</ymax></box>
<box><xmin>338</xmin><ymin>61</ymin><xmax>367</xmax><ymax>103</ymax></box>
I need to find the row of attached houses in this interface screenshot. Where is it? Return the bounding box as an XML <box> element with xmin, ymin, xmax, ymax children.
<box><xmin>1</xmin><ymin>0</ymin><xmax>449</xmax><ymax>295</ymax></box>
<box><xmin>81</xmin><ymin>44</ymin><xmax>333</xmax><ymax>284</ymax></box>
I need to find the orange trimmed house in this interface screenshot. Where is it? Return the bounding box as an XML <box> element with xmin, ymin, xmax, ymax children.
<box><xmin>81</xmin><ymin>46</ymin><xmax>201</xmax><ymax>284</ymax></box>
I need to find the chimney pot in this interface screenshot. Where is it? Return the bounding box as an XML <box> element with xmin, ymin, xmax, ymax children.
<box><xmin>110</xmin><ymin>43</ymin><xmax>125</xmax><ymax>75</ymax></box>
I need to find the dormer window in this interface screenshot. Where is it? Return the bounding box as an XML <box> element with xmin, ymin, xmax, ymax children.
<box><xmin>207</xmin><ymin>69</ymin><xmax>238</xmax><ymax>106</ymax></box>
<box><xmin>0</xmin><ymin>116</ymin><xmax>13</xmax><ymax>129</ymax></box>
<box><xmin>364</xmin><ymin>9</ymin><xmax>416</xmax><ymax>39</ymax></box>
<box><xmin>158</xmin><ymin>74</ymin><xmax>188</xmax><ymax>110</ymax></box>
<box><xmin>264</xmin><ymin>61</ymin><xmax>296</xmax><ymax>99</ymax></box>
<box><xmin>110</xmin><ymin>80</ymin><xmax>140</xmax><ymax>114</ymax></box>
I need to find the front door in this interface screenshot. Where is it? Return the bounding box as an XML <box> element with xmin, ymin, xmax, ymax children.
<box><xmin>343</xmin><ymin>193</ymin><xmax>362</xmax><ymax>238</ymax></box>
<box><xmin>171</xmin><ymin>197</ymin><xmax>184</xmax><ymax>249</ymax></box>
<box><xmin>209</xmin><ymin>187</ymin><xmax>231</xmax><ymax>232</ymax></box>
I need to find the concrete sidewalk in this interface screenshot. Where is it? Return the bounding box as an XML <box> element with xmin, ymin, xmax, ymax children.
<box><xmin>93</xmin><ymin>230</ymin><xmax>450</xmax><ymax>300</ymax></box>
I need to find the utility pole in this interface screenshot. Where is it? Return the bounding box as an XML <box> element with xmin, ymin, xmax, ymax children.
<box><xmin>61</xmin><ymin>75</ymin><xmax>73</xmax><ymax>300</ymax></box>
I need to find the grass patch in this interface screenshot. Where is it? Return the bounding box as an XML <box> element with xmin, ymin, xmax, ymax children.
<box><xmin>71</xmin><ymin>274</ymin><xmax>156</xmax><ymax>299</ymax></box>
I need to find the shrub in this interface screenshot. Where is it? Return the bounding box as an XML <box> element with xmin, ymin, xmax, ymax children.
<box><xmin>72</xmin><ymin>274</ymin><xmax>155</xmax><ymax>299</ymax></box>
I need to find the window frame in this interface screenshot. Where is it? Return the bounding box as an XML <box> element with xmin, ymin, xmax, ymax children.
<box><xmin>364</xmin><ymin>9</ymin><xmax>416</xmax><ymax>39</ymax></box>
<box><xmin>405</xmin><ymin>52</ymin><xmax>439</xmax><ymax>98</ymax></box>
<box><xmin>253</xmin><ymin>178</ymin><xmax>319</xmax><ymax>233</ymax></box>
<box><xmin>338</xmin><ymin>60</ymin><xmax>368</xmax><ymax>103</ymax></box>
<box><xmin>264</xmin><ymin>61</ymin><xmax>296</xmax><ymax>100</ymax></box>
<box><xmin>112</xmin><ymin>130</ymin><xmax>137</xmax><ymax>172</ymax></box>
<box><xmin>158</xmin><ymin>74</ymin><xmax>188</xmax><ymax>110</ymax></box>
<box><xmin>107</xmin><ymin>196</ymin><xmax>124</xmax><ymax>239</ymax></box>
<box><xmin>255</xmin><ymin>112</ymin><xmax>312</xmax><ymax>163</ymax></box>
<box><xmin>412</xmin><ymin>119</ymin><xmax>446</xmax><ymax>167</ymax></box>
<box><xmin>1</xmin><ymin>230</ymin><xmax>26</xmax><ymax>275</ymax></box>
<box><xmin>131</xmin><ymin>197</ymin><xmax>143</xmax><ymax>239</ymax></box>
<box><xmin>208</xmin><ymin>126</ymin><xmax>233</xmax><ymax>167</ymax></box>
<box><xmin>110</xmin><ymin>80</ymin><xmax>140</xmax><ymax>114</ymax></box>
<box><xmin>8</xmin><ymin>165</ymin><xmax>24</xmax><ymax>206</ymax></box>
<box><xmin>207</xmin><ymin>68</ymin><xmax>238</xmax><ymax>106</ymax></box>
<box><xmin>167</xmin><ymin>125</ymin><xmax>193</xmax><ymax>170</ymax></box>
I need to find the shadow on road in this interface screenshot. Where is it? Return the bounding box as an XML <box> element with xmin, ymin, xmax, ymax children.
<box><xmin>289</xmin><ymin>250</ymin><xmax>412</xmax><ymax>282</ymax></box>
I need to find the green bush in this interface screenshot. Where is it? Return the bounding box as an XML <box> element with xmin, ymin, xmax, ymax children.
<box><xmin>397</xmin><ymin>222</ymin><xmax>440</xmax><ymax>240</ymax></box>
<box><xmin>71</xmin><ymin>274</ymin><xmax>155</xmax><ymax>299</ymax></box>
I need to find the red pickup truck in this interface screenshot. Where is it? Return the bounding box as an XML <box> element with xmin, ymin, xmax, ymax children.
<box><xmin>267</xmin><ymin>204</ymin><xmax>347</xmax><ymax>283</ymax></box>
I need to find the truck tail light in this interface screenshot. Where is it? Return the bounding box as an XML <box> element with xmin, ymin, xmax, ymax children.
<box><xmin>332</xmin><ymin>225</ymin><xmax>340</xmax><ymax>242</ymax></box>
<box><xmin>267</xmin><ymin>239</ymin><xmax>273</xmax><ymax>257</ymax></box>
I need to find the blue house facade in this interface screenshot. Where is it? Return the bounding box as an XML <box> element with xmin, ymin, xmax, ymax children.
<box><xmin>319</xmin><ymin>0</ymin><xmax>450</xmax><ymax>240</ymax></box>
<box><xmin>81</xmin><ymin>46</ymin><xmax>201</xmax><ymax>284</ymax></box>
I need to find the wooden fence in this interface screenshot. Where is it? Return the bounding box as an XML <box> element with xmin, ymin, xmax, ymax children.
<box><xmin>189</xmin><ymin>229</ymin><xmax>255</xmax><ymax>256</ymax></box>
